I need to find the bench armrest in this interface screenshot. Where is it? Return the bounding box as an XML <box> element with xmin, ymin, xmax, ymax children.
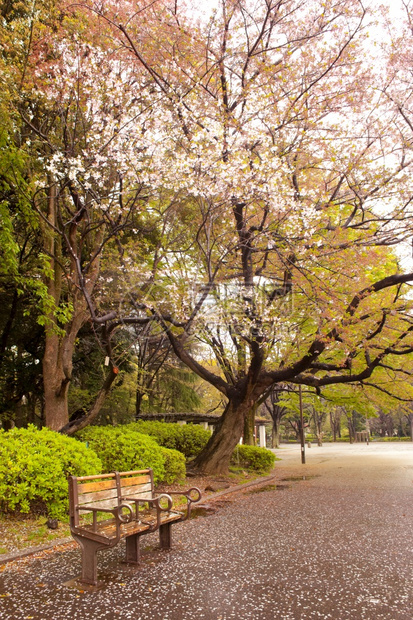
<box><xmin>126</xmin><ymin>494</ymin><xmax>174</xmax><ymax>531</ymax></box>
<box><xmin>156</xmin><ymin>487</ymin><xmax>202</xmax><ymax>520</ymax></box>
<box><xmin>77</xmin><ymin>503</ymin><xmax>135</xmax><ymax>536</ymax></box>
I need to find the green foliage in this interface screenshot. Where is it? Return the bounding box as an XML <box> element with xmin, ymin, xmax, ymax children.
<box><xmin>126</xmin><ymin>421</ymin><xmax>210</xmax><ymax>458</ymax></box>
<box><xmin>159</xmin><ymin>447</ymin><xmax>186</xmax><ymax>484</ymax></box>
<box><xmin>230</xmin><ymin>445</ymin><xmax>277</xmax><ymax>473</ymax></box>
<box><xmin>374</xmin><ymin>436</ymin><xmax>411</xmax><ymax>442</ymax></box>
<box><xmin>68</xmin><ymin>324</ymin><xmax>137</xmax><ymax>427</ymax></box>
<box><xmin>0</xmin><ymin>202</ymin><xmax>19</xmax><ymax>277</ymax></box>
<box><xmin>154</xmin><ymin>366</ymin><xmax>203</xmax><ymax>413</ymax></box>
<box><xmin>77</xmin><ymin>426</ymin><xmax>166</xmax><ymax>483</ymax></box>
<box><xmin>0</xmin><ymin>426</ymin><xmax>102</xmax><ymax>519</ymax></box>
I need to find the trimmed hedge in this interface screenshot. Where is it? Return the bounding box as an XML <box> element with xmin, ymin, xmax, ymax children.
<box><xmin>126</xmin><ymin>421</ymin><xmax>210</xmax><ymax>458</ymax></box>
<box><xmin>231</xmin><ymin>444</ymin><xmax>276</xmax><ymax>473</ymax></box>
<box><xmin>159</xmin><ymin>447</ymin><xmax>186</xmax><ymax>484</ymax></box>
<box><xmin>0</xmin><ymin>425</ymin><xmax>102</xmax><ymax>519</ymax></box>
<box><xmin>373</xmin><ymin>436</ymin><xmax>412</xmax><ymax>442</ymax></box>
<box><xmin>77</xmin><ymin>426</ymin><xmax>166</xmax><ymax>483</ymax></box>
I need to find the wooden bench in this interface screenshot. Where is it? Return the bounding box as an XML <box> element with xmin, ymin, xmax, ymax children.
<box><xmin>68</xmin><ymin>469</ymin><xmax>201</xmax><ymax>585</ymax></box>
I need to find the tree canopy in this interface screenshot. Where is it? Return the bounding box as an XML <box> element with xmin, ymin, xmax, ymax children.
<box><xmin>2</xmin><ymin>0</ymin><xmax>413</xmax><ymax>472</ymax></box>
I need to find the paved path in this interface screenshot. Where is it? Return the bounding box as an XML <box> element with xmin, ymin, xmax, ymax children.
<box><xmin>0</xmin><ymin>442</ymin><xmax>412</xmax><ymax>619</ymax></box>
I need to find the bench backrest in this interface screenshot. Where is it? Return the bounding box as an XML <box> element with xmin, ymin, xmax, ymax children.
<box><xmin>69</xmin><ymin>469</ymin><xmax>154</xmax><ymax>527</ymax></box>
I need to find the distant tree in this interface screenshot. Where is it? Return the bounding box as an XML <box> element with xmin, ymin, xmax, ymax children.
<box><xmin>329</xmin><ymin>407</ymin><xmax>343</xmax><ymax>442</ymax></box>
<box><xmin>345</xmin><ymin>410</ymin><xmax>366</xmax><ymax>443</ymax></box>
<box><xmin>406</xmin><ymin>409</ymin><xmax>413</xmax><ymax>441</ymax></box>
<box><xmin>261</xmin><ymin>387</ymin><xmax>288</xmax><ymax>449</ymax></box>
<box><xmin>310</xmin><ymin>402</ymin><xmax>329</xmax><ymax>447</ymax></box>
<box><xmin>132</xmin><ymin>329</ymin><xmax>202</xmax><ymax>417</ymax></box>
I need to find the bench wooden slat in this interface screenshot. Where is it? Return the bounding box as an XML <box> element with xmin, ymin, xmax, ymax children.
<box><xmin>123</xmin><ymin>494</ymin><xmax>153</xmax><ymax>504</ymax></box>
<box><xmin>74</xmin><ymin>470</ymin><xmax>149</xmax><ymax>483</ymax></box>
<box><xmin>79</xmin><ymin>511</ymin><xmax>182</xmax><ymax>537</ymax></box>
<box><xmin>77</xmin><ymin>474</ymin><xmax>151</xmax><ymax>495</ymax></box>
<box><xmin>75</xmin><ymin>473</ymin><xmax>116</xmax><ymax>482</ymax></box>
<box><xmin>77</xmin><ymin>487</ymin><xmax>119</xmax><ymax>505</ymax></box>
<box><xmin>78</xmin><ymin>485</ymin><xmax>153</xmax><ymax>506</ymax></box>
<box><xmin>77</xmin><ymin>479</ymin><xmax>117</xmax><ymax>494</ymax></box>
<box><xmin>80</xmin><ymin>493</ymin><xmax>154</xmax><ymax>512</ymax></box>
<box><xmin>78</xmin><ymin>498</ymin><xmax>124</xmax><ymax>512</ymax></box>
<box><xmin>121</xmin><ymin>490</ymin><xmax>152</xmax><ymax>499</ymax></box>
<box><xmin>120</xmin><ymin>474</ymin><xmax>152</xmax><ymax>487</ymax></box>
<box><xmin>121</xmin><ymin>483</ymin><xmax>152</xmax><ymax>497</ymax></box>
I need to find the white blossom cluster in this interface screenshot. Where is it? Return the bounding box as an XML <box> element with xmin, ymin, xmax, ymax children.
<box><xmin>28</xmin><ymin>0</ymin><xmax>413</xmax><ymax>349</ymax></box>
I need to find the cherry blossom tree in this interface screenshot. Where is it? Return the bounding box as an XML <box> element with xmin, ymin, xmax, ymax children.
<box><xmin>72</xmin><ymin>0</ymin><xmax>413</xmax><ymax>472</ymax></box>
<box><xmin>3</xmin><ymin>0</ymin><xmax>164</xmax><ymax>430</ymax></box>
<box><xmin>7</xmin><ymin>0</ymin><xmax>413</xmax><ymax>474</ymax></box>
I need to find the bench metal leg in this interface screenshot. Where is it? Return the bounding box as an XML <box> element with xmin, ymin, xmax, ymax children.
<box><xmin>125</xmin><ymin>533</ymin><xmax>141</xmax><ymax>564</ymax></box>
<box><xmin>73</xmin><ymin>535</ymin><xmax>107</xmax><ymax>586</ymax></box>
<box><xmin>159</xmin><ymin>522</ymin><xmax>172</xmax><ymax>549</ymax></box>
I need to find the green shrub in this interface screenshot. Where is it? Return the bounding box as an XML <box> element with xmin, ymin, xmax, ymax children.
<box><xmin>126</xmin><ymin>421</ymin><xmax>210</xmax><ymax>458</ymax></box>
<box><xmin>231</xmin><ymin>444</ymin><xmax>276</xmax><ymax>473</ymax></box>
<box><xmin>77</xmin><ymin>426</ymin><xmax>166</xmax><ymax>483</ymax></box>
<box><xmin>0</xmin><ymin>425</ymin><xmax>102</xmax><ymax>519</ymax></box>
<box><xmin>159</xmin><ymin>447</ymin><xmax>186</xmax><ymax>484</ymax></box>
<box><xmin>374</xmin><ymin>436</ymin><xmax>411</xmax><ymax>442</ymax></box>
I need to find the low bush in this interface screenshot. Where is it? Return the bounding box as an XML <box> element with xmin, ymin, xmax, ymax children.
<box><xmin>77</xmin><ymin>426</ymin><xmax>166</xmax><ymax>483</ymax></box>
<box><xmin>159</xmin><ymin>447</ymin><xmax>186</xmax><ymax>484</ymax></box>
<box><xmin>230</xmin><ymin>444</ymin><xmax>276</xmax><ymax>473</ymax></box>
<box><xmin>0</xmin><ymin>425</ymin><xmax>102</xmax><ymax>519</ymax></box>
<box><xmin>374</xmin><ymin>436</ymin><xmax>411</xmax><ymax>442</ymax></box>
<box><xmin>126</xmin><ymin>421</ymin><xmax>210</xmax><ymax>458</ymax></box>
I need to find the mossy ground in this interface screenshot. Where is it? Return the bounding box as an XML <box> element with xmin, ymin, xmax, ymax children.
<box><xmin>0</xmin><ymin>514</ymin><xmax>71</xmax><ymax>555</ymax></box>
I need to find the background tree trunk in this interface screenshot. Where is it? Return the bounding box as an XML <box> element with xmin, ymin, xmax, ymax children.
<box><xmin>43</xmin><ymin>325</ymin><xmax>86</xmax><ymax>430</ymax></box>
<box><xmin>43</xmin><ymin>336</ymin><xmax>70</xmax><ymax>430</ymax></box>
<box><xmin>271</xmin><ymin>420</ymin><xmax>281</xmax><ymax>448</ymax></box>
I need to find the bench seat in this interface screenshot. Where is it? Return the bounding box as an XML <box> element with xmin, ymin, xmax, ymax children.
<box><xmin>76</xmin><ymin>510</ymin><xmax>181</xmax><ymax>539</ymax></box>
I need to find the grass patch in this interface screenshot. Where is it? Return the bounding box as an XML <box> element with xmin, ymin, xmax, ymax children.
<box><xmin>227</xmin><ymin>467</ymin><xmax>263</xmax><ymax>483</ymax></box>
<box><xmin>248</xmin><ymin>484</ymin><xmax>277</xmax><ymax>494</ymax></box>
<box><xmin>0</xmin><ymin>514</ymin><xmax>71</xmax><ymax>556</ymax></box>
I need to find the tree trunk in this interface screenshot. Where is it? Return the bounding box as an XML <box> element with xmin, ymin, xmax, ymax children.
<box><xmin>243</xmin><ymin>404</ymin><xmax>256</xmax><ymax>445</ymax></box>
<box><xmin>190</xmin><ymin>397</ymin><xmax>249</xmax><ymax>474</ymax></box>
<box><xmin>43</xmin><ymin>329</ymin><xmax>68</xmax><ymax>429</ymax></box>
<box><xmin>42</xmin><ymin>291</ymin><xmax>89</xmax><ymax>430</ymax></box>
<box><xmin>271</xmin><ymin>419</ymin><xmax>280</xmax><ymax>448</ymax></box>
<box><xmin>330</xmin><ymin>411</ymin><xmax>336</xmax><ymax>442</ymax></box>
<box><xmin>61</xmin><ymin>367</ymin><xmax>118</xmax><ymax>435</ymax></box>
<box><xmin>0</xmin><ymin>289</ymin><xmax>18</xmax><ymax>374</ymax></box>
<box><xmin>265</xmin><ymin>394</ymin><xmax>286</xmax><ymax>449</ymax></box>
<box><xmin>315</xmin><ymin>420</ymin><xmax>323</xmax><ymax>446</ymax></box>
<box><xmin>347</xmin><ymin>415</ymin><xmax>356</xmax><ymax>443</ymax></box>
<box><xmin>41</xmin><ymin>178</ymin><xmax>104</xmax><ymax>431</ymax></box>
<box><xmin>135</xmin><ymin>388</ymin><xmax>144</xmax><ymax>419</ymax></box>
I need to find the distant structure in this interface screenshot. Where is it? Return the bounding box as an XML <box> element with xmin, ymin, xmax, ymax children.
<box><xmin>136</xmin><ymin>412</ymin><xmax>271</xmax><ymax>447</ymax></box>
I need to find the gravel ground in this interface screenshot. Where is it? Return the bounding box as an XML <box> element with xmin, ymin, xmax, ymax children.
<box><xmin>0</xmin><ymin>442</ymin><xmax>412</xmax><ymax>620</ymax></box>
